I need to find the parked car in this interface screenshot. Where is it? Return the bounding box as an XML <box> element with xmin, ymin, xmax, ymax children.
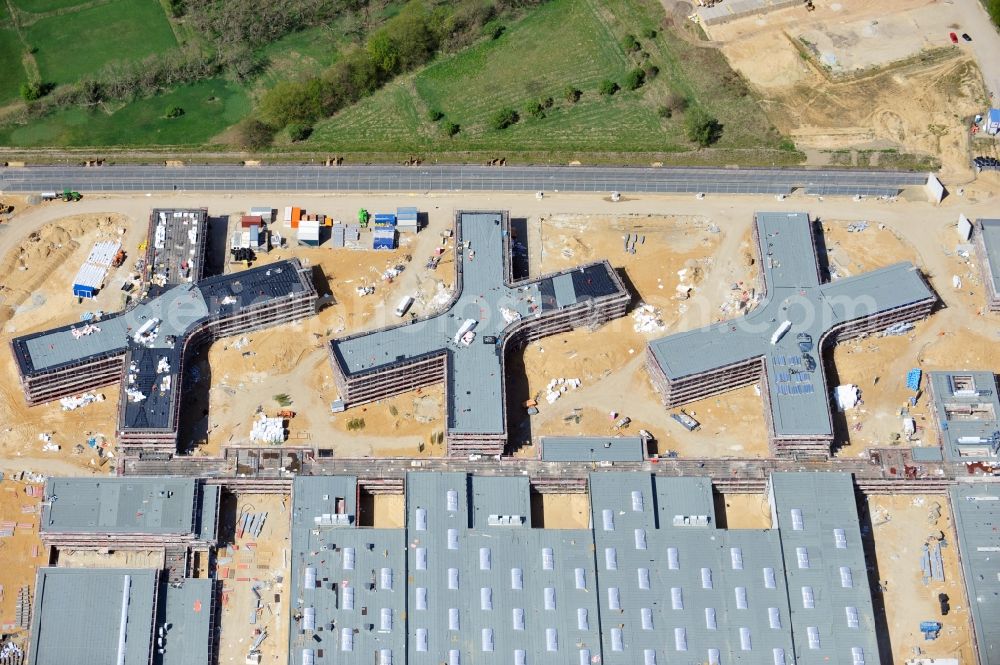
<box><xmin>962</xmin><ymin>33</ymin><xmax>972</xmax><ymax>42</ymax></box>
<box><xmin>949</xmin><ymin>32</ymin><xmax>959</xmax><ymax>44</ymax></box>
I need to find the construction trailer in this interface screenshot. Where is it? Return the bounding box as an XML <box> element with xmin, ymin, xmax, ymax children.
<box><xmin>396</xmin><ymin>206</ymin><xmax>419</xmax><ymax>233</ymax></box>
<box><xmin>249</xmin><ymin>207</ymin><xmax>275</xmax><ymax>223</ymax></box>
<box><xmin>373</xmin><ymin>213</ymin><xmax>396</xmax><ymax>227</ymax></box>
<box><xmin>373</xmin><ymin>227</ymin><xmax>396</xmax><ymax>250</ymax></box>
<box><xmin>71</xmin><ymin>240</ymin><xmax>122</xmax><ymax>299</ymax></box>
<box><xmin>298</xmin><ymin>220</ymin><xmax>321</xmax><ymax>247</ymax></box>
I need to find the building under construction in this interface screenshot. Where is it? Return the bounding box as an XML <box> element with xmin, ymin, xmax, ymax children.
<box><xmin>973</xmin><ymin>218</ymin><xmax>1000</xmax><ymax>311</ymax></box>
<box><xmin>926</xmin><ymin>370</ymin><xmax>1000</xmax><ymax>461</ymax></box>
<box><xmin>646</xmin><ymin>212</ymin><xmax>936</xmax><ymax>459</ymax></box>
<box><xmin>328</xmin><ymin>211</ymin><xmax>630</xmax><ymax>456</ymax></box>
<box><xmin>10</xmin><ymin>209</ymin><xmax>320</xmax><ymax>455</ymax></box>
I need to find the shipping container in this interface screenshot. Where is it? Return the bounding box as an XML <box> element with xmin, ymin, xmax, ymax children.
<box><xmin>395</xmin><ymin>296</ymin><xmax>415</xmax><ymax>317</ymax></box>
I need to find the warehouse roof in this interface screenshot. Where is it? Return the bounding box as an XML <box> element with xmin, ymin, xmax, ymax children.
<box><xmin>928</xmin><ymin>371</ymin><xmax>1000</xmax><ymax>461</ymax></box>
<box><xmin>648</xmin><ymin>212</ymin><xmax>934</xmax><ymax>438</ymax></box>
<box><xmin>289</xmin><ymin>471</ymin><xmax>881</xmax><ymax>665</ymax></box>
<box><xmin>951</xmin><ymin>483</ymin><xmax>1000</xmax><ymax>665</ymax></box>
<box><xmin>41</xmin><ymin>477</ymin><xmax>200</xmax><ymax>536</ymax></box>
<box><xmin>540</xmin><ymin>436</ymin><xmax>646</xmax><ymax>461</ymax></box>
<box><xmin>330</xmin><ymin>211</ymin><xmax>627</xmax><ymax>436</ymax></box>
<box><xmin>979</xmin><ymin>219</ymin><xmax>1000</xmax><ymax>293</ymax></box>
<box><xmin>28</xmin><ymin>567</ymin><xmax>157</xmax><ymax>665</ymax></box>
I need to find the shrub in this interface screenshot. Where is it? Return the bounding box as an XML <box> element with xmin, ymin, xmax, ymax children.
<box><xmin>542</xmin><ymin>96</ymin><xmax>553</xmax><ymax>108</ymax></box>
<box><xmin>236</xmin><ymin>119</ymin><xmax>276</xmax><ymax>149</ymax></box>
<box><xmin>444</xmin><ymin>121</ymin><xmax>460</xmax><ymax>136</ymax></box>
<box><xmin>288</xmin><ymin>123</ymin><xmax>313</xmax><ymax>141</ymax></box>
<box><xmin>599</xmin><ymin>79</ymin><xmax>619</xmax><ymax>96</ymax></box>
<box><xmin>525</xmin><ymin>100</ymin><xmax>545</xmax><ymax>119</ymax></box>
<box><xmin>167</xmin><ymin>0</ymin><xmax>184</xmax><ymax>17</ymax></box>
<box><xmin>622</xmin><ymin>34</ymin><xmax>640</xmax><ymax>52</ymax></box>
<box><xmin>489</xmin><ymin>22</ymin><xmax>506</xmax><ymax>39</ymax></box>
<box><xmin>428</xmin><ymin>108</ymin><xmax>444</xmax><ymax>121</ymax></box>
<box><xmin>165</xmin><ymin>106</ymin><xmax>185</xmax><ymax>118</ymax></box>
<box><xmin>644</xmin><ymin>64</ymin><xmax>659</xmax><ymax>79</ymax></box>
<box><xmin>489</xmin><ymin>107</ymin><xmax>519</xmax><ymax>130</ymax></box>
<box><xmin>685</xmin><ymin>108</ymin><xmax>722</xmax><ymax>147</ymax></box>
<box><xmin>657</xmin><ymin>105</ymin><xmax>671</xmax><ymax>119</ymax></box>
<box><xmin>642</xmin><ymin>27</ymin><xmax>657</xmax><ymax>39</ymax></box>
<box><xmin>664</xmin><ymin>91</ymin><xmax>688</xmax><ymax>114</ymax></box>
<box><xmin>19</xmin><ymin>81</ymin><xmax>51</xmax><ymax>102</ymax></box>
<box><xmin>624</xmin><ymin>68</ymin><xmax>645</xmax><ymax>91</ymax></box>
<box><xmin>564</xmin><ymin>86</ymin><xmax>581</xmax><ymax>103</ymax></box>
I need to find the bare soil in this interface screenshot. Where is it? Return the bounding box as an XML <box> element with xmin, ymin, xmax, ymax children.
<box><xmin>867</xmin><ymin>494</ymin><xmax>975</xmax><ymax>663</ymax></box>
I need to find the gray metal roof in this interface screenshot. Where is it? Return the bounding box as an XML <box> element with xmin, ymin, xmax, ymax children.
<box><xmin>979</xmin><ymin>219</ymin><xmax>1000</xmax><ymax>293</ymax></box>
<box><xmin>159</xmin><ymin>578</ymin><xmax>215</xmax><ymax>665</ymax></box>
<box><xmin>929</xmin><ymin>371</ymin><xmax>1000</xmax><ymax>461</ymax></box>
<box><xmin>289</xmin><ymin>471</ymin><xmax>881</xmax><ymax>665</ymax></box>
<box><xmin>42</xmin><ymin>477</ymin><xmax>197</xmax><ymax>535</ymax></box>
<box><xmin>540</xmin><ymin>436</ymin><xmax>646</xmax><ymax>462</ymax></box>
<box><xmin>950</xmin><ymin>483</ymin><xmax>1000</xmax><ymax>665</ymax></box>
<box><xmin>330</xmin><ymin>211</ymin><xmax>625</xmax><ymax>436</ymax></box>
<box><xmin>768</xmin><ymin>473</ymin><xmax>880</xmax><ymax>664</ymax></box>
<box><xmin>649</xmin><ymin>212</ymin><xmax>934</xmax><ymax>438</ymax></box>
<box><xmin>28</xmin><ymin>567</ymin><xmax>158</xmax><ymax>665</ymax></box>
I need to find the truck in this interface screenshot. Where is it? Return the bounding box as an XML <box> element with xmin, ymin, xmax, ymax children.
<box><xmin>395</xmin><ymin>296</ymin><xmax>415</xmax><ymax>317</ymax></box>
<box><xmin>454</xmin><ymin>319</ymin><xmax>477</xmax><ymax>346</ymax></box>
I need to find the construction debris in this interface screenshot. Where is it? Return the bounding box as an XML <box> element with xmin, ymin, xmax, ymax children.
<box><xmin>250</xmin><ymin>414</ymin><xmax>285</xmax><ymax>444</ymax></box>
<box><xmin>847</xmin><ymin>221</ymin><xmax>870</xmax><ymax>233</ymax></box>
<box><xmin>835</xmin><ymin>385</ymin><xmax>861</xmax><ymax>411</ymax></box>
<box><xmin>544</xmin><ymin>377</ymin><xmax>581</xmax><ymax>404</ymax></box>
<box><xmin>632</xmin><ymin>304</ymin><xmax>665</xmax><ymax>333</ymax></box>
<box><xmin>237</xmin><ymin>511</ymin><xmax>268</xmax><ymax>540</ymax></box>
<box><xmin>59</xmin><ymin>392</ymin><xmax>104</xmax><ymax>411</ymax></box>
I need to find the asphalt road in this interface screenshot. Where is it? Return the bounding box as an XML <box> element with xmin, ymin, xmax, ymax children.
<box><xmin>0</xmin><ymin>165</ymin><xmax>929</xmax><ymax>195</ymax></box>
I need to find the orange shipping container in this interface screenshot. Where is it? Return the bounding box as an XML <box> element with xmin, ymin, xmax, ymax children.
<box><xmin>291</xmin><ymin>207</ymin><xmax>302</xmax><ymax>229</ymax></box>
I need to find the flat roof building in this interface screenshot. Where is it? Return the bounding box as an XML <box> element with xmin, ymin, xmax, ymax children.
<box><xmin>289</xmin><ymin>471</ymin><xmax>881</xmax><ymax>665</ymax></box>
<box><xmin>329</xmin><ymin>211</ymin><xmax>629</xmax><ymax>456</ymax></box>
<box><xmin>539</xmin><ymin>436</ymin><xmax>647</xmax><ymax>462</ymax></box>
<box><xmin>927</xmin><ymin>371</ymin><xmax>1000</xmax><ymax>461</ymax></box>
<box><xmin>973</xmin><ymin>218</ymin><xmax>1000</xmax><ymax>311</ymax></box>
<box><xmin>950</xmin><ymin>483</ymin><xmax>1000</xmax><ymax>665</ymax></box>
<box><xmin>41</xmin><ymin>477</ymin><xmax>219</xmax><ymax>548</ymax></box>
<box><xmin>647</xmin><ymin>212</ymin><xmax>935</xmax><ymax>458</ymax></box>
<box><xmin>28</xmin><ymin>568</ymin><xmax>214</xmax><ymax>665</ymax></box>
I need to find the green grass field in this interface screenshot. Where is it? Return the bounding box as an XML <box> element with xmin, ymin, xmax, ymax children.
<box><xmin>307</xmin><ymin>0</ymin><xmax>783</xmax><ymax>158</ymax></box>
<box><xmin>0</xmin><ymin>78</ymin><xmax>248</xmax><ymax>146</ymax></box>
<box><xmin>12</xmin><ymin>0</ymin><xmax>92</xmax><ymax>15</ymax></box>
<box><xmin>0</xmin><ymin>28</ymin><xmax>28</xmax><ymax>104</ymax></box>
<box><xmin>26</xmin><ymin>0</ymin><xmax>177</xmax><ymax>85</ymax></box>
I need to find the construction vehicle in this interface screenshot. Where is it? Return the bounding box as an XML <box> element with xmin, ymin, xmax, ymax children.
<box><xmin>111</xmin><ymin>248</ymin><xmax>126</xmax><ymax>268</ymax></box>
<box><xmin>919</xmin><ymin>621</ymin><xmax>941</xmax><ymax>640</ymax></box>
<box><xmin>358</xmin><ymin>208</ymin><xmax>370</xmax><ymax>228</ymax></box>
<box><xmin>276</xmin><ymin>409</ymin><xmax>296</xmax><ymax>419</ymax></box>
<box><xmin>61</xmin><ymin>189</ymin><xmax>82</xmax><ymax>202</ymax></box>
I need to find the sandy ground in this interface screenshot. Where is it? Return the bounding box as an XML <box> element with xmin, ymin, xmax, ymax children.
<box><xmin>55</xmin><ymin>549</ymin><xmax>165</xmax><ymax>569</ymax></box>
<box><xmin>0</xmin><ymin>476</ymin><xmax>42</xmax><ymax>635</ymax></box>
<box><xmin>217</xmin><ymin>492</ymin><xmax>290</xmax><ymax>665</ymax></box>
<box><xmin>357</xmin><ymin>493</ymin><xmax>405</xmax><ymax>528</ymax></box>
<box><xmin>717</xmin><ymin>492</ymin><xmax>773</xmax><ymax>530</ymax></box>
<box><xmin>866</xmin><ymin>494</ymin><xmax>975</xmax><ymax>663</ymax></box>
<box><xmin>709</xmin><ymin>0</ymin><xmax>989</xmax><ymax>178</ymax></box>
<box><xmin>532</xmin><ymin>493</ymin><xmax>591</xmax><ymax>529</ymax></box>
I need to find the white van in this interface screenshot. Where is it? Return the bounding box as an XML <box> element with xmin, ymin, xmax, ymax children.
<box><xmin>395</xmin><ymin>296</ymin><xmax>415</xmax><ymax>317</ymax></box>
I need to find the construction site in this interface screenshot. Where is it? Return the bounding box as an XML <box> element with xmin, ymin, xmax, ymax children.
<box><xmin>0</xmin><ymin>175</ymin><xmax>998</xmax><ymax>664</ymax></box>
